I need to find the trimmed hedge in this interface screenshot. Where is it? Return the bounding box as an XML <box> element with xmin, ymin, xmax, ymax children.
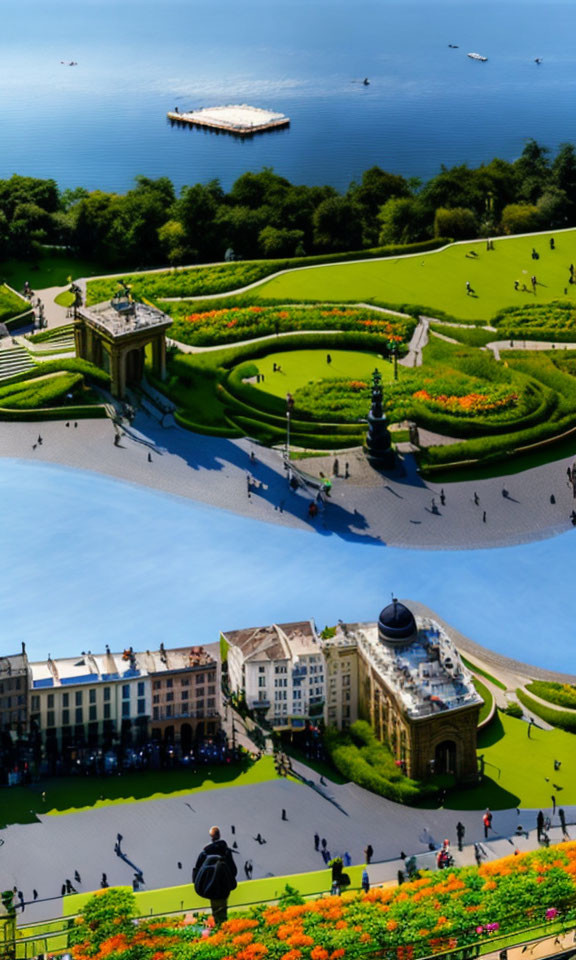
<box><xmin>461</xmin><ymin>655</ymin><xmax>507</xmax><ymax>691</ymax></box>
<box><xmin>0</xmin><ymin>284</ymin><xmax>30</xmax><ymax>325</ymax></box>
<box><xmin>324</xmin><ymin>719</ymin><xmax>430</xmax><ymax>804</ymax></box>
<box><xmin>472</xmin><ymin>676</ymin><xmax>494</xmax><ymax>725</ymax></box>
<box><xmin>516</xmin><ymin>689</ymin><xmax>576</xmax><ymax>732</ymax></box>
<box><xmin>0</xmin><ymin>357</ymin><xmax>109</xmax><ymax>390</ymax></box>
<box><xmin>526</xmin><ymin>680</ymin><xmax>576</xmax><ymax>710</ymax></box>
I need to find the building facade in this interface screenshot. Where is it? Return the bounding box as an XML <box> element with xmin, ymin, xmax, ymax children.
<box><xmin>0</xmin><ymin>647</ymin><xmax>29</xmax><ymax>740</ymax></box>
<box><xmin>147</xmin><ymin>644</ymin><xmax>221</xmax><ymax>748</ymax></box>
<box><xmin>222</xmin><ymin>621</ymin><xmax>325</xmax><ymax>729</ymax></box>
<box><xmin>28</xmin><ymin>644</ymin><xmax>222</xmax><ymax>757</ymax></box>
<box><xmin>323</xmin><ymin>601</ymin><xmax>482</xmax><ymax>783</ymax></box>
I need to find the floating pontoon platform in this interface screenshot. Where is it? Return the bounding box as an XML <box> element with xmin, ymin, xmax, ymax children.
<box><xmin>167</xmin><ymin>104</ymin><xmax>290</xmax><ymax>136</ymax></box>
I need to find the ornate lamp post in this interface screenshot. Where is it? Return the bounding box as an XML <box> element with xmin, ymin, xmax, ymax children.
<box><xmin>388</xmin><ymin>339</ymin><xmax>399</xmax><ymax>381</ymax></box>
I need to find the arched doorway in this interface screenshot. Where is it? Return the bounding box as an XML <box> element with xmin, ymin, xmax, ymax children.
<box><xmin>435</xmin><ymin>740</ymin><xmax>457</xmax><ymax>775</ymax></box>
<box><xmin>180</xmin><ymin>723</ymin><xmax>192</xmax><ymax>753</ymax></box>
<box><xmin>125</xmin><ymin>347</ymin><xmax>144</xmax><ymax>386</ymax></box>
<box><xmin>164</xmin><ymin>725</ymin><xmax>175</xmax><ymax>743</ymax></box>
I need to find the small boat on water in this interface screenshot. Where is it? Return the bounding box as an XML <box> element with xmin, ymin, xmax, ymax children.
<box><xmin>534</xmin><ymin>57</ymin><xmax>543</xmax><ymax>64</ymax></box>
<box><xmin>448</xmin><ymin>44</ymin><xmax>459</xmax><ymax>49</ymax></box>
<box><xmin>468</xmin><ymin>52</ymin><xmax>488</xmax><ymax>61</ymax></box>
<box><xmin>362</xmin><ymin>77</ymin><xmax>370</xmax><ymax>85</ymax></box>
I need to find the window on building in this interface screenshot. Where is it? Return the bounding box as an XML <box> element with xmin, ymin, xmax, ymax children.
<box><xmin>103</xmin><ymin>703</ymin><xmax>111</xmax><ymax>720</ymax></box>
<box><xmin>47</xmin><ymin>710</ymin><xmax>55</xmax><ymax>727</ymax></box>
<box><xmin>122</xmin><ymin>684</ymin><xmax>130</xmax><ymax>699</ymax></box>
<box><xmin>89</xmin><ymin>689</ymin><xmax>96</xmax><ymax>704</ymax></box>
<box><xmin>137</xmin><ymin>681</ymin><xmax>145</xmax><ymax>697</ymax></box>
<box><xmin>166</xmin><ymin>705</ymin><xmax>173</xmax><ymax>718</ymax></box>
<box><xmin>293</xmin><ymin>690</ymin><xmax>301</xmax><ymax>699</ymax></box>
<box><xmin>166</xmin><ymin>692</ymin><xmax>174</xmax><ymax>702</ymax></box>
<box><xmin>166</xmin><ymin>679</ymin><xmax>173</xmax><ymax>689</ymax></box>
<box><xmin>31</xmin><ymin>695</ymin><xmax>40</xmax><ymax>712</ymax></box>
<box><xmin>258</xmin><ymin>667</ymin><xmax>265</xmax><ymax>674</ymax></box>
<box><xmin>197</xmin><ymin>699</ymin><xmax>204</xmax><ymax>709</ymax></box>
<box><xmin>153</xmin><ymin>694</ymin><xmax>160</xmax><ymax>705</ymax></box>
<box><xmin>207</xmin><ymin>685</ymin><xmax>215</xmax><ymax>695</ymax></box>
<box><xmin>153</xmin><ymin>681</ymin><xmax>161</xmax><ymax>691</ymax></box>
<box><xmin>196</xmin><ymin>673</ymin><xmax>205</xmax><ymax>683</ymax></box>
<box><xmin>181</xmin><ymin>689</ymin><xmax>189</xmax><ymax>700</ymax></box>
<box><xmin>75</xmin><ymin>691</ymin><xmax>83</xmax><ymax>707</ymax></box>
<box><xmin>89</xmin><ymin>705</ymin><xmax>97</xmax><ymax>722</ymax></box>
<box><xmin>75</xmin><ymin>707</ymin><xmax>83</xmax><ymax>724</ymax></box>
<box><xmin>62</xmin><ymin>692</ymin><xmax>69</xmax><ymax>707</ymax></box>
<box><xmin>122</xmin><ymin>701</ymin><xmax>130</xmax><ymax>718</ymax></box>
<box><xmin>197</xmin><ymin>687</ymin><xmax>205</xmax><ymax>697</ymax></box>
<box><xmin>181</xmin><ymin>677</ymin><xmax>189</xmax><ymax>686</ymax></box>
<box><xmin>153</xmin><ymin>706</ymin><xmax>159</xmax><ymax>720</ymax></box>
<box><xmin>207</xmin><ymin>698</ymin><xmax>215</xmax><ymax>708</ymax></box>
<box><xmin>258</xmin><ymin>677</ymin><xmax>266</xmax><ymax>688</ymax></box>
<box><xmin>103</xmin><ymin>687</ymin><xmax>110</xmax><ymax>701</ymax></box>
<box><xmin>343</xmin><ymin>705</ymin><xmax>350</xmax><ymax>718</ymax></box>
<box><xmin>208</xmin><ymin>672</ymin><xmax>215</xmax><ymax>682</ymax></box>
<box><xmin>47</xmin><ymin>693</ymin><xmax>54</xmax><ymax>709</ymax></box>
<box><xmin>137</xmin><ymin>699</ymin><xmax>146</xmax><ymax>715</ymax></box>
<box><xmin>342</xmin><ymin>675</ymin><xmax>350</xmax><ymax>687</ymax></box>
<box><xmin>258</xmin><ymin>691</ymin><xmax>267</xmax><ymax>702</ymax></box>
<box><xmin>62</xmin><ymin>708</ymin><xmax>70</xmax><ymax>725</ymax></box>
<box><xmin>344</xmin><ymin>690</ymin><xmax>351</xmax><ymax>702</ymax></box>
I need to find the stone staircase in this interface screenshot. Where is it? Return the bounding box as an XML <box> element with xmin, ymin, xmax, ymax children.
<box><xmin>0</xmin><ymin>345</ymin><xmax>35</xmax><ymax>382</ymax></box>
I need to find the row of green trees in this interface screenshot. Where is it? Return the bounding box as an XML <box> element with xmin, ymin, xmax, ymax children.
<box><xmin>2</xmin><ymin>139</ymin><xmax>576</xmax><ymax>266</ymax></box>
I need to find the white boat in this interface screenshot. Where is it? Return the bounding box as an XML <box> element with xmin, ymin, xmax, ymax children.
<box><xmin>468</xmin><ymin>52</ymin><xmax>488</xmax><ymax>61</ymax></box>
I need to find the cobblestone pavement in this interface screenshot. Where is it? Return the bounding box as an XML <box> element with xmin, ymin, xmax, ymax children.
<box><xmin>5</xmin><ymin>772</ymin><xmax>573</xmax><ymax>923</ymax></box>
<box><xmin>1</xmin><ymin>413</ymin><xmax>575</xmax><ymax>550</ymax></box>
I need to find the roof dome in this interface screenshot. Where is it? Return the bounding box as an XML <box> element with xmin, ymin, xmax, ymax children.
<box><xmin>378</xmin><ymin>599</ymin><xmax>417</xmax><ymax>645</ymax></box>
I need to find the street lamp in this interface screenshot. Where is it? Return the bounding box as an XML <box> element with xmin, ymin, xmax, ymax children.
<box><xmin>388</xmin><ymin>340</ymin><xmax>398</xmax><ymax>381</ymax></box>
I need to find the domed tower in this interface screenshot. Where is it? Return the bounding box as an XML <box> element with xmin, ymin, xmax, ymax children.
<box><xmin>378</xmin><ymin>598</ymin><xmax>417</xmax><ymax>647</ymax></box>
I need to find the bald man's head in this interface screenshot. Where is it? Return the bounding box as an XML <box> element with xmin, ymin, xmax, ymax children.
<box><xmin>209</xmin><ymin>825</ymin><xmax>221</xmax><ymax>840</ymax></box>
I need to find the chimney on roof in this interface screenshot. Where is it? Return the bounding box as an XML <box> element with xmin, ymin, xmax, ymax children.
<box><xmin>21</xmin><ymin>642</ymin><xmax>26</xmax><ymax>655</ymax></box>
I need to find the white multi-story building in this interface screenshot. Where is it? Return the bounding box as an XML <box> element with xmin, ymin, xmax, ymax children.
<box><xmin>221</xmin><ymin>621</ymin><xmax>325</xmax><ymax>729</ymax></box>
<box><xmin>29</xmin><ymin>648</ymin><xmax>150</xmax><ymax>754</ymax></box>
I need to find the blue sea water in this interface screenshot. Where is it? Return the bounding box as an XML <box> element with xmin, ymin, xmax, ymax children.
<box><xmin>1</xmin><ymin>0</ymin><xmax>576</xmax><ymax>193</ymax></box>
<box><xmin>0</xmin><ymin>458</ymin><xmax>572</xmax><ymax>671</ymax></box>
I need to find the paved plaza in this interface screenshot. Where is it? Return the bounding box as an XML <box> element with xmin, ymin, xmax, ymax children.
<box><xmin>3</xmin><ymin>767</ymin><xmax>573</xmax><ymax>923</ymax></box>
<box><xmin>0</xmin><ymin>411</ymin><xmax>575</xmax><ymax>550</ymax></box>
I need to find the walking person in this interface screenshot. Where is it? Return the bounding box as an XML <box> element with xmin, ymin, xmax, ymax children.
<box><xmin>33</xmin><ymin>890</ymin><xmax>38</xmax><ymax>900</ymax></box>
<box><xmin>482</xmin><ymin>510</ymin><xmax>487</xmax><ymax>523</ymax></box>
<box><xmin>482</xmin><ymin>808</ymin><xmax>493</xmax><ymax>839</ymax></box>
<box><xmin>193</xmin><ymin>825</ymin><xmax>238</xmax><ymax>927</ymax></box>
<box><xmin>551</xmin><ymin>795</ymin><xmax>556</xmax><ymax>814</ymax></box>
<box><xmin>101</xmin><ymin>874</ymin><xmax>108</xmax><ymax>888</ymax></box>
<box><xmin>440</xmin><ymin>489</ymin><xmax>446</xmax><ymax>506</ymax></box>
<box><xmin>281</xmin><ymin>808</ymin><xmax>287</xmax><ymax>821</ymax></box>
<box><xmin>559</xmin><ymin>808</ymin><xmax>569</xmax><ymax>839</ymax></box>
<box><xmin>474</xmin><ymin>842</ymin><xmax>483</xmax><ymax>867</ymax></box>
<box><xmin>528</xmin><ymin>717</ymin><xmax>534</xmax><ymax>738</ymax></box>
<box><xmin>456</xmin><ymin>821</ymin><xmax>465</xmax><ymax>851</ymax></box>
<box><xmin>326</xmin><ymin>354</ymin><xmax>332</xmax><ymax>365</ymax></box>
<box><xmin>537</xmin><ymin>810</ymin><xmax>544</xmax><ymax>842</ymax></box>
<box><xmin>314</xmin><ymin>832</ymin><xmax>320</xmax><ymax>851</ymax></box>
<box><xmin>466</xmin><ymin>280</ymin><xmax>472</xmax><ymax>295</ymax></box>
<box><xmin>361</xmin><ymin>868</ymin><xmax>370</xmax><ymax>893</ymax></box>
<box><xmin>364</xmin><ymin>843</ymin><xmax>374</xmax><ymax>864</ymax></box>
<box><xmin>74</xmin><ymin>870</ymin><xmax>81</xmax><ymax>884</ymax></box>
<box><xmin>321</xmin><ymin>838</ymin><xmax>327</xmax><ymax>851</ymax></box>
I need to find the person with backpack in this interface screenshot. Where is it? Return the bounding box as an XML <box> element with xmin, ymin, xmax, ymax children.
<box><xmin>193</xmin><ymin>826</ymin><xmax>238</xmax><ymax>926</ymax></box>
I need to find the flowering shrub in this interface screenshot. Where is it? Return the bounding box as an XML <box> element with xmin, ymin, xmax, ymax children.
<box><xmin>166</xmin><ymin>305</ymin><xmax>415</xmax><ymax>347</ymax></box>
<box><xmin>412</xmin><ymin>387</ymin><xmax>519</xmax><ymax>417</ymax></box>
<box><xmin>70</xmin><ymin>844</ymin><xmax>576</xmax><ymax>960</ymax></box>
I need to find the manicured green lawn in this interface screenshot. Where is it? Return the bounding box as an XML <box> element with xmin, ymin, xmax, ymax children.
<box><xmin>445</xmin><ymin>712</ymin><xmax>576</xmax><ymax>809</ymax></box>
<box><xmin>252</xmin><ymin>348</ymin><xmax>397</xmax><ymax>398</ymax></box>
<box><xmin>0</xmin><ymin>757</ymin><xmax>279</xmax><ymax>826</ymax></box>
<box><xmin>1</xmin><ymin>253</ymin><xmax>109</xmax><ymax>293</ymax></box>
<box><xmin>254</xmin><ymin>230</ymin><xmax>576</xmax><ymax>322</ymax></box>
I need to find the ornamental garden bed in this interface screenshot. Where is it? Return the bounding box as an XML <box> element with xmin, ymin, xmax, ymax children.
<box><xmin>70</xmin><ymin>843</ymin><xmax>576</xmax><ymax>960</ymax></box>
<box><xmin>166</xmin><ymin>304</ymin><xmax>415</xmax><ymax>348</ymax></box>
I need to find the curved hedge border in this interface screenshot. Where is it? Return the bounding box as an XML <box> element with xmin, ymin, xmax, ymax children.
<box><xmin>516</xmin><ymin>688</ymin><xmax>576</xmax><ymax>732</ymax></box>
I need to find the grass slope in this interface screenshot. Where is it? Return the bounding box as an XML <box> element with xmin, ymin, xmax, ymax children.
<box><xmin>64</xmin><ymin>864</ymin><xmax>367</xmax><ymax>919</ymax></box>
<box><xmin>253</xmin><ymin>231</ymin><xmax>576</xmax><ymax>322</ymax></box>
<box><xmin>446</xmin><ymin>712</ymin><xmax>576</xmax><ymax>809</ymax></box>
<box><xmin>0</xmin><ymin>283</ymin><xmax>30</xmax><ymax>323</ymax></box>
<box><xmin>0</xmin><ymin>757</ymin><xmax>279</xmax><ymax>826</ymax></box>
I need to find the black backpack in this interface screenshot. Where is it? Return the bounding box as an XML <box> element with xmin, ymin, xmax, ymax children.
<box><xmin>194</xmin><ymin>853</ymin><xmax>237</xmax><ymax>900</ymax></box>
